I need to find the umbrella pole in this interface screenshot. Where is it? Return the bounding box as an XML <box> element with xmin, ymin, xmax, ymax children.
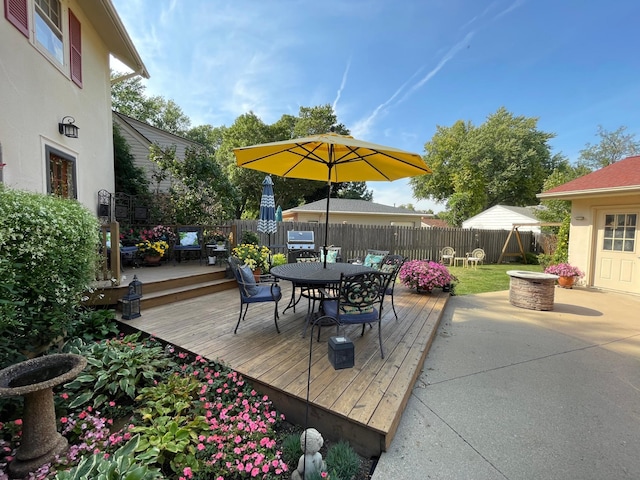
<box><xmin>323</xmin><ymin>181</ymin><xmax>331</xmax><ymax>268</ymax></box>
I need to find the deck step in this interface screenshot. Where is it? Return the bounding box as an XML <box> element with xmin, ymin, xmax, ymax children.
<box><xmin>139</xmin><ymin>278</ymin><xmax>236</xmax><ymax>309</ymax></box>
<box><xmin>90</xmin><ymin>265</ymin><xmax>238</xmax><ymax>310</ymax></box>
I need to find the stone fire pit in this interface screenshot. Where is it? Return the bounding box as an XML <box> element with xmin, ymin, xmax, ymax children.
<box><xmin>507</xmin><ymin>270</ymin><xmax>559</xmax><ymax>311</ymax></box>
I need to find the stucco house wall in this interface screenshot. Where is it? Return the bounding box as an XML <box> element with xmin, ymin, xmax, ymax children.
<box><xmin>0</xmin><ymin>0</ymin><xmax>146</xmax><ymax>213</ymax></box>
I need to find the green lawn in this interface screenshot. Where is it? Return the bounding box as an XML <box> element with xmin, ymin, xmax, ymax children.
<box><xmin>448</xmin><ymin>263</ymin><xmax>543</xmax><ymax>295</ymax></box>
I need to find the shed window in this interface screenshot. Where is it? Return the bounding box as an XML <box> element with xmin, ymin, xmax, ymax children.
<box><xmin>603</xmin><ymin>214</ymin><xmax>636</xmax><ymax>252</ymax></box>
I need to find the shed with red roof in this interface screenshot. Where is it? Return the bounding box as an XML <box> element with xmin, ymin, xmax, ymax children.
<box><xmin>538</xmin><ymin>156</ymin><xmax>640</xmax><ymax>294</ymax></box>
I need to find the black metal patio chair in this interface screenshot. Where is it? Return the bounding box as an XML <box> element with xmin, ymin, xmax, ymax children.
<box><xmin>228</xmin><ymin>256</ymin><xmax>282</xmax><ymax>334</ymax></box>
<box><xmin>379</xmin><ymin>254</ymin><xmax>407</xmax><ymax>320</ymax></box>
<box><xmin>315</xmin><ymin>270</ymin><xmax>391</xmax><ymax>358</ymax></box>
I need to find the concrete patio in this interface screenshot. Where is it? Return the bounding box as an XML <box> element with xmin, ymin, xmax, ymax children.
<box><xmin>372</xmin><ymin>287</ymin><xmax>640</xmax><ymax>479</ymax></box>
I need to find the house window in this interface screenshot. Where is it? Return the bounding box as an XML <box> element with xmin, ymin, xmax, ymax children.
<box><xmin>603</xmin><ymin>214</ymin><xmax>636</xmax><ymax>252</ymax></box>
<box><xmin>46</xmin><ymin>145</ymin><xmax>77</xmax><ymax>199</ymax></box>
<box><xmin>4</xmin><ymin>0</ymin><xmax>81</xmax><ymax>85</ymax></box>
<box><xmin>34</xmin><ymin>0</ymin><xmax>63</xmax><ymax>64</ymax></box>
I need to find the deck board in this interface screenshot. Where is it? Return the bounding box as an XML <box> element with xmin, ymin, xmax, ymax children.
<box><xmin>119</xmin><ymin>274</ymin><xmax>448</xmax><ymax>457</ymax></box>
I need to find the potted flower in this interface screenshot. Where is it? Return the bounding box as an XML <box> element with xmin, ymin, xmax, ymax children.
<box><xmin>119</xmin><ymin>227</ymin><xmax>141</xmax><ymax>246</ymax></box>
<box><xmin>149</xmin><ymin>225</ymin><xmax>176</xmax><ymax>243</ymax></box>
<box><xmin>204</xmin><ymin>229</ymin><xmax>228</xmax><ymax>246</ymax></box>
<box><xmin>544</xmin><ymin>263</ymin><xmax>584</xmax><ymax>288</ymax></box>
<box><xmin>232</xmin><ymin>243</ymin><xmax>271</xmax><ymax>276</ymax></box>
<box><xmin>399</xmin><ymin>259</ymin><xmax>455</xmax><ymax>293</ymax></box>
<box><xmin>136</xmin><ymin>239</ymin><xmax>169</xmax><ymax>265</ymax></box>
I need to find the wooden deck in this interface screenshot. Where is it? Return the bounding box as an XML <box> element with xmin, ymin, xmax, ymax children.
<box><xmin>118</xmin><ymin>275</ymin><xmax>448</xmax><ymax>457</ymax></box>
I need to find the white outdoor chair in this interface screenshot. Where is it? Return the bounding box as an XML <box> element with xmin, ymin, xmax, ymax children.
<box><xmin>466</xmin><ymin>248</ymin><xmax>486</xmax><ymax>269</ymax></box>
<box><xmin>440</xmin><ymin>247</ymin><xmax>455</xmax><ymax>266</ymax></box>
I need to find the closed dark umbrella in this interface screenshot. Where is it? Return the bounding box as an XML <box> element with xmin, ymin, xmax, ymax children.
<box><xmin>275</xmin><ymin>205</ymin><xmax>283</xmax><ymax>222</ymax></box>
<box><xmin>257</xmin><ymin>175</ymin><xmax>277</xmax><ymax>249</ymax></box>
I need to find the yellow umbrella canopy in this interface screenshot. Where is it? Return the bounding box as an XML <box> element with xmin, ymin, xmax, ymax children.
<box><xmin>233</xmin><ymin>132</ymin><xmax>431</xmax><ymax>266</ymax></box>
<box><xmin>233</xmin><ymin>132</ymin><xmax>432</xmax><ymax>182</ymax></box>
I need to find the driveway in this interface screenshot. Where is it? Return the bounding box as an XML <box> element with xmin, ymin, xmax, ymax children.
<box><xmin>372</xmin><ymin>287</ymin><xmax>640</xmax><ymax>480</ymax></box>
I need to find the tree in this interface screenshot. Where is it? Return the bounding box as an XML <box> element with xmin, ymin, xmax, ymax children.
<box><xmin>537</xmin><ymin>155</ymin><xmax>590</xmax><ymax>224</ymax></box>
<box><xmin>410</xmin><ymin>107</ymin><xmax>556</xmax><ymax>226</ymax></box>
<box><xmin>577</xmin><ymin>125</ymin><xmax>640</xmax><ymax>170</ymax></box>
<box><xmin>336</xmin><ymin>182</ymin><xmax>373</xmax><ymax>200</ymax></box>
<box><xmin>149</xmin><ymin>144</ymin><xmax>236</xmax><ymax>224</ymax></box>
<box><xmin>113</xmin><ymin>124</ymin><xmax>150</xmax><ymax>195</ymax></box>
<box><xmin>111</xmin><ymin>72</ymin><xmax>191</xmax><ymax>135</ymax></box>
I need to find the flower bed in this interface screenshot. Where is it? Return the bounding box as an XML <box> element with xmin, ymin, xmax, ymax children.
<box><xmin>0</xmin><ymin>334</ymin><xmax>288</xmax><ymax>479</ymax></box>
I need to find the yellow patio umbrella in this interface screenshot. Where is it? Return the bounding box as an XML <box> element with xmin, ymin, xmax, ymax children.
<box><xmin>233</xmin><ymin>131</ymin><xmax>432</xmax><ymax>265</ymax></box>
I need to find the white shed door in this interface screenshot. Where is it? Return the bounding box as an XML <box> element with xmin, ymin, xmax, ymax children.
<box><xmin>594</xmin><ymin>211</ymin><xmax>640</xmax><ymax>294</ymax></box>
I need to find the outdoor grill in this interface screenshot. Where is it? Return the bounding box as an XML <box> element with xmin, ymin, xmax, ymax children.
<box><xmin>287</xmin><ymin>230</ymin><xmax>316</xmax><ymax>263</ymax></box>
<box><xmin>286</xmin><ymin>230</ymin><xmax>315</xmax><ymax>250</ymax></box>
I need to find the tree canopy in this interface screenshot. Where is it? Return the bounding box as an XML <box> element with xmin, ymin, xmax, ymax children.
<box><xmin>410</xmin><ymin>107</ymin><xmax>557</xmax><ymax>226</ymax></box>
<box><xmin>536</xmin><ymin>156</ymin><xmax>591</xmax><ymax>224</ymax></box>
<box><xmin>577</xmin><ymin>125</ymin><xmax>640</xmax><ymax>170</ymax></box>
<box><xmin>111</xmin><ymin>73</ymin><xmax>191</xmax><ymax>135</ymax></box>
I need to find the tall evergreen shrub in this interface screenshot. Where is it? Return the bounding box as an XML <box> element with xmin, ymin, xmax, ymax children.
<box><xmin>0</xmin><ymin>186</ymin><xmax>100</xmax><ymax>368</ymax></box>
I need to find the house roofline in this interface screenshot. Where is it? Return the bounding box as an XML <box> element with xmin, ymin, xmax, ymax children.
<box><xmin>537</xmin><ymin>185</ymin><xmax>640</xmax><ymax>200</ymax></box>
<box><xmin>84</xmin><ymin>0</ymin><xmax>150</xmax><ymax>79</ymax></box>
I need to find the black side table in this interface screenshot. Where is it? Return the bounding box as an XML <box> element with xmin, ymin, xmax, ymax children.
<box><xmin>205</xmin><ymin>244</ymin><xmax>228</xmax><ymax>266</ymax></box>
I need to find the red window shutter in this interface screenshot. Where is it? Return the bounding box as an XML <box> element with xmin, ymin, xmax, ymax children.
<box><xmin>4</xmin><ymin>0</ymin><xmax>29</xmax><ymax>38</ymax></box>
<box><xmin>69</xmin><ymin>9</ymin><xmax>82</xmax><ymax>87</ymax></box>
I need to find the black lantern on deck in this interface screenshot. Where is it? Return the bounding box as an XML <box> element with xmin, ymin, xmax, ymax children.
<box><xmin>328</xmin><ymin>336</ymin><xmax>355</xmax><ymax>370</ymax></box>
<box><xmin>121</xmin><ymin>285</ymin><xmax>141</xmax><ymax>320</ymax></box>
<box><xmin>129</xmin><ymin>275</ymin><xmax>143</xmax><ymax>297</ymax></box>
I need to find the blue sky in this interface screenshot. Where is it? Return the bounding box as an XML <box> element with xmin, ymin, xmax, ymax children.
<box><xmin>111</xmin><ymin>0</ymin><xmax>640</xmax><ymax>213</ymax></box>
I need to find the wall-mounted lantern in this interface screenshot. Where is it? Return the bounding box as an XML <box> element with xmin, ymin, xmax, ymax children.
<box><xmin>58</xmin><ymin>116</ymin><xmax>79</xmax><ymax>138</ymax></box>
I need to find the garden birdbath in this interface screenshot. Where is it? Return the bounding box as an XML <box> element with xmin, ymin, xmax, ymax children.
<box><xmin>0</xmin><ymin>354</ymin><xmax>87</xmax><ymax>478</ymax></box>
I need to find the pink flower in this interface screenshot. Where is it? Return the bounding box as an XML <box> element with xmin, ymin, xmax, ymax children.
<box><xmin>183</xmin><ymin>466</ymin><xmax>193</xmax><ymax>478</ymax></box>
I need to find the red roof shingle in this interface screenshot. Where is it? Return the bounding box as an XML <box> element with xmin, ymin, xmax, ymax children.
<box><xmin>542</xmin><ymin>155</ymin><xmax>640</xmax><ymax>195</ymax></box>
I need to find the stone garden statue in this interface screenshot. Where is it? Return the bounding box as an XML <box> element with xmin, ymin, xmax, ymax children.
<box><xmin>291</xmin><ymin>428</ymin><xmax>326</xmax><ymax>480</ymax></box>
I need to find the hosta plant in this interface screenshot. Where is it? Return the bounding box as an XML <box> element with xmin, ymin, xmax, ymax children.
<box><xmin>63</xmin><ymin>333</ymin><xmax>175</xmax><ymax>410</ymax></box>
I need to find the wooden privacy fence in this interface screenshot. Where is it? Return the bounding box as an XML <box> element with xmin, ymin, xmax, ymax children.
<box><xmin>232</xmin><ymin>220</ymin><xmax>535</xmax><ymax>264</ymax></box>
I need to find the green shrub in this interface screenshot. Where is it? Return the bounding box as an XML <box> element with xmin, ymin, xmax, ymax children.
<box><xmin>63</xmin><ymin>333</ymin><xmax>175</xmax><ymax>411</ymax></box>
<box><xmin>523</xmin><ymin>252</ymin><xmax>539</xmax><ymax>265</ymax></box>
<box><xmin>537</xmin><ymin>253</ymin><xmax>553</xmax><ymax>269</ymax></box>
<box><xmin>326</xmin><ymin>440</ymin><xmax>360</xmax><ymax>480</ymax></box>
<box><xmin>551</xmin><ymin>216</ymin><xmax>570</xmax><ymax>264</ymax></box>
<box><xmin>281</xmin><ymin>431</ymin><xmax>303</xmax><ymax>467</ymax></box>
<box><xmin>241</xmin><ymin>230</ymin><xmax>260</xmax><ymax>245</ymax></box>
<box><xmin>0</xmin><ymin>186</ymin><xmax>100</xmax><ymax>368</ymax></box>
<box><xmin>271</xmin><ymin>253</ymin><xmax>287</xmax><ymax>267</ymax></box>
